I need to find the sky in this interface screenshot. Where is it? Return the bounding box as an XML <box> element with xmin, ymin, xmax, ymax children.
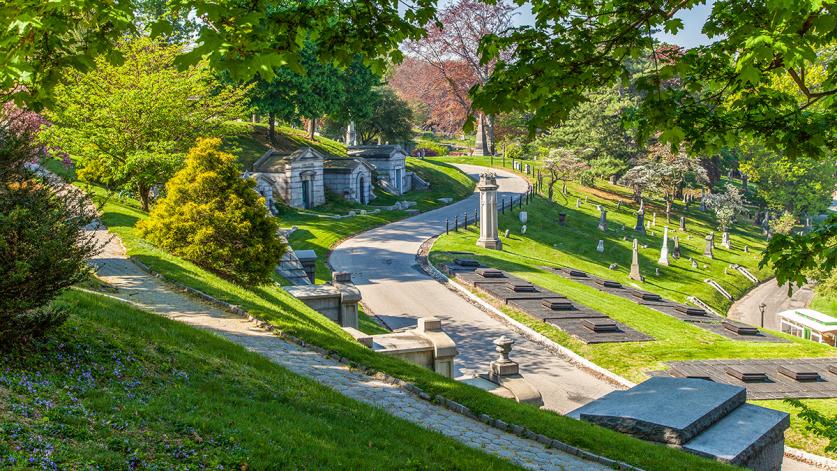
<box><xmin>510</xmin><ymin>1</ymin><xmax>715</xmax><ymax>49</ymax></box>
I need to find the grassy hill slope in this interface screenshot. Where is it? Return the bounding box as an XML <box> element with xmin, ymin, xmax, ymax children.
<box><xmin>0</xmin><ymin>289</ymin><xmax>517</xmax><ymax>469</ymax></box>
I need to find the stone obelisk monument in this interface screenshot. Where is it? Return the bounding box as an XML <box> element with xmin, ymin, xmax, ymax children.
<box><xmin>658</xmin><ymin>226</ymin><xmax>670</xmax><ymax>266</ymax></box>
<box><xmin>477</xmin><ymin>172</ymin><xmax>501</xmax><ymax>250</ymax></box>
<box><xmin>629</xmin><ymin>238</ymin><xmax>644</xmax><ymax>281</ymax></box>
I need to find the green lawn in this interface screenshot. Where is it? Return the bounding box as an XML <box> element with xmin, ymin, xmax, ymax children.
<box><xmin>0</xmin><ymin>289</ymin><xmax>518</xmax><ymax>469</ymax></box>
<box><xmin>69</xmin><ymin>168</ymin><xmax>726</xmax><ymax>471</ymax></box>
<box><xmin>428</xmin><ymin>156</ymin><xmax>836</xmax><ymax>458</ymax></box>
<box><xmin>753</xmin><ymin>399</ymin><xmax>837</xmax><ymax>458</ymax></box>
<box><xmin>811</xmin><ymin>292</ymin><xmax>837</xmax><ymax>315</ymax></box>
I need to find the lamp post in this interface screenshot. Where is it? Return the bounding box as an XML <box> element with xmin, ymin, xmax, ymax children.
<box><xmin>759</xmin><ymin>302</ymin><xmax>767</xmax><ymax>328</ymax></box>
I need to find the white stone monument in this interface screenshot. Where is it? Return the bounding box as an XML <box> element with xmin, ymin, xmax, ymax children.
<box><xmin>629</xmin><ymin>238</ymin><xmax>643</xmax><ymax>281</ymax></box>
<box><xmin>596</xmin><ymin>240</ymin><xmax>605</xmax><ymax>253</ymax></box>
<box><xmin>658</xmin><ymin>226</ymin><xmax>670</xmax><ymax>266</ymax></box>
<box><xmin>476</xmin><ymin>172</ymin><xmax>502</xmax><ymax>250</ymax></box>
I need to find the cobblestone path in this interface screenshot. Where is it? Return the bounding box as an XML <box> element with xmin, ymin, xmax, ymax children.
<box><xmin>89</xmin><ymin>227</ymin><xmax>610</xmax><ymax>471</ymax></box>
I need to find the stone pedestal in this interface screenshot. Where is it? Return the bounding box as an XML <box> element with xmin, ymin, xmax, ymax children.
<box><xmin>485</xmin><ymin>336</ymin><xmax>543</xmax><ymax>406</ymax></box>
<box><xmin>658</xmin><ymin>226</ymin><xmax>670</xmax><ymax>266</ymax></box>
<box><xmin>629</xmin><ymin>238</ymin><xmax>644</xmax><ymax>281</ymax></box>
<box><xmin>370</xmin><ymin>317</ymin><xmax>457</xmax><ymax>378</ymax></box>
<box><xmin>473</xmin><ymin>114</ymin><xmax>489</xmax><ymax>156</ymax></box>
<box><xmin>476</xmin><ymin>172</ymin><xmax>502</xmax><ymax>250</ymax></box>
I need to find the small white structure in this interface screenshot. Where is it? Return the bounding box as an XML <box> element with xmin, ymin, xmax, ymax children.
<box><xmin>348</xmin><ymin>145</ymin><xmax>412</xmax><ymax>195</ymax></box>
<box><xmin>658</xmin><ymin>226</ymin><xmax>670</xmax><ymax>266</ymax></box>
<box><xmin>778</xmin><ymin>309</ymin><xmax>837</xmax><ymax>346</ymax></box>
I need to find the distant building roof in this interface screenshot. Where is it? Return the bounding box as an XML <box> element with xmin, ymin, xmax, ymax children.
<box><xmin>778</xmin><ymin>309</ymin><xmax>837</xmax><ymax>333</ymax></box>
<box><xmin>322</xmin><ymin>156</ymin><xmax>375</xmax><ymax>174</ymax></box>
<box><xmin>347</xmin><ymin>144</ymin><xmax>407</xmax><ymax>160</ymax></box>
<box><xmin>251</xmin><ymin>147</ymin><xmax>324</xmax><ymax>173</ymax></box>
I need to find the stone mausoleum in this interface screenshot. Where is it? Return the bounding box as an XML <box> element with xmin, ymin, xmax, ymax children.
<box><xmin>249</xmin><ymin>147</ymin><xmax>326</xmax><ymax>209</ymax></box>
<box><xmin>322</xmin><ymin>155</ymin><xmax>375</xmax><ymax>205</ymax></box>
<box><xmin>348</xmin><ymin>145</ymin><xmax>413</xmax><ymax>195</ymax></box>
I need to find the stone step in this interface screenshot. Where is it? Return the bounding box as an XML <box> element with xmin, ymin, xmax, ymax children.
<box><xmin>567</xmin><ymin>377</ymin><xmax>747</xmax><ymax>445</ymax></box>
<box><xmin>683</xmin><ymin>403</ymin><xmax>789</xmax><ymax>468</ymax></box>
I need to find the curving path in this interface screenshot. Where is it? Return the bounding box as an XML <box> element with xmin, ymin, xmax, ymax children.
<box><xmin>330</xmin><ymin>165</ymin><xmax>616</xmax><ymax>413</ymax></box>
<box><xmin>727</xmin><ymin>278</ymin><xmax>815</xmax><ymax>329</ymax></box>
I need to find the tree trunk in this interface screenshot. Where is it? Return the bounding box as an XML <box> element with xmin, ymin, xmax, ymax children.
<box><xmin>485</xmin><ymin>114</ymin><xmax>496</xmax><ymax>155</ymax></box>
<box><xmin>666</xmin><ymin>200</ymin><xmax>672</xmax><ymax>221</ymax></box>
<box><xmin>562</xmin><ymin>181</ymin><xmax>567</xmax><ymax>195</ymax></box>
<box><xmin>307</xmin><ymin>118</ymin><xmax>316</xmax><ymax>140</ymax></box>
<box><xmin>138</xmin><ymin>183</ymin><xmax>150</xmax><ymax>212</ymax></box>
<box><xmin>268</xmin><ymin>112</ymin><xmax>277</xmax><ymax>146</ymax></box>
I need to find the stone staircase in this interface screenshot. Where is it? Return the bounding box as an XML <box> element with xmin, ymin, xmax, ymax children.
<box><xmin>705</xmin><ymin>279</ymin><xmax>734</xmax><ymax>300</ymax></box>
<box><xmin>733</xmin><ymin>265</ymin><xmax>759</xmax><ymax>283</ymax></box>
<box><xmin>275</xmin><ymin>232</ymin><xmax>312</xmax><ymax>286</ymax></box>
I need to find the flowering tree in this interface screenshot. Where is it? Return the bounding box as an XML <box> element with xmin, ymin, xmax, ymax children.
<box><xmin>647</xmin><ymin>143</ymin><xmax>709</xmax><ymax>218</ymax></box>
<box><xmin>544</xmin><ymin>149</ymin><xmax>590</xmax><ymax>196</ymax></box>
<box><xmin>402</xmin><ymin>0</ymin><xmax>516</xmax><ymax>152</ymax></box>
<box><xmin>706</xmin><ymin>184</ymin><xmax>746</xmax><ymax>246</ymax></box>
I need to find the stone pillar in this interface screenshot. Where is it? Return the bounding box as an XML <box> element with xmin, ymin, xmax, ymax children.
<box><xmin>476</xmin><ymin>172</ymin><xmax>501</xmax><ymax>250</ymax></box>
<box><xmin>333</xmin><ymin>272</ymin><xmax>361</xmax><ymax>329</ymax></box>
<box><xmin>629</xmin><ymin>238</ymin><xmax>644</xmax><ymax>281</ymax></box>
<box><xmin>704</xmin><ymin>234</ymin><xmax>714</xmax><ymax>259</ymax></box>
<box><xmin>598</xmin><ymin>207</ymin><xmax>608</xmax><ymax>231</ymax></box>
<box><xmin>658</xmin><ymin>226</ymin><xmax>670</xmax><ymax>266</ymax></box>
<box><xmin>679</xmin><ymin>216</ymin><xmax>686</xmax><ymax>231</ymax></box>
<box><xmin>672</xmin><ymin>236</ymin><xmax>681</xmax><ymax>259</ymax></box>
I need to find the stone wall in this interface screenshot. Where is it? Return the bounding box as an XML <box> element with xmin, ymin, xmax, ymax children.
<box><xmin>365</xmin><ymin>155</ymin><xmax>411</xmax><ymax>195</ymax></box>
<box><xmin>323</xmin><ymin>166</ymin><xmax>374</xmax><ymax>204</ymax></box>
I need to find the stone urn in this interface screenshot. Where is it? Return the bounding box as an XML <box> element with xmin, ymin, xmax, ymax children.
<box><xmin>558</xmin><ymin>213</ymin><xmax>567</xmax><ymax>225</ymax></box>
<box><xmin>519</xmin><ymin>211</ymin><xmax>528</xmax><ymax>224</ymax></box>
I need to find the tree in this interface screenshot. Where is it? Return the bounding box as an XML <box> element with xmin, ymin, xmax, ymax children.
<box><xmin>137</xmin><ymin>138</ymin><xmax>286</xmax><ymax>285</ymax></box>
<box><xmin>248</xmin><ymin>46</ymin><xmax>376</xmax><ymax>143</ymax></box>
<box><xmin>646</xmin><ymin>143</ymin><xmax>709</xmax><ymax>219</ymax></box>
<box><xmin>335</xmin><ymin>86</ymin><xmax>414</xmax><ymax>145</ymax></box>
<box><xmin>2</xmin><ymin>0</ymin><xmax>436</xmax><ymax>109</ymax></box>
<box><xmin>403</xmin><ymin>0</ymin><xmax>516</xmax><ymax>153</ymax></box>
<box><xmin>544</xmin><ymin>149</ymin><xmax>590</xmax><ymax>196</ymax></box>
<box><xmin>40</xmin><ymin>38</ymin><xmax>247</xmax><ymax>211</ymax></box>
<box><xmin>0</xmin><ymin>107</ymin><xmax>100</xmax><ymax>346</ymax></box>
<box><xmin>705</xmin><ymin>184</ymin><xmax>746</xmax><ymax>247</ymax></box>
<box><xmin>473</xmin><ymin>1</ymin><xmax>836</xmax><ymax>161</ymax></box>
<box><xmin>739</xmin><ymin>147</ymin><xmax>837</xmax><ymax>217</ymax></box>
<box><xmin>769</xmin><ymin>212</ymin><xmax>798</xmax><ymax>236</ymax></box>
<box><xmin>785</xmin><ymin>399</ymin><xmax>837</xmax><ymax>454</ymax></box>
<box><xmin>537</xmin><ymin>87</ymin><xmax>638</xmax><ymax>183</ymax></box>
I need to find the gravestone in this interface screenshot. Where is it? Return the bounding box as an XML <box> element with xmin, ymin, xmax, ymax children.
<box><xmin>691</xmin><ymin>259</ymin><xmax>698</xmax><ymax>268</ymax></box>
<box><xmin>609</xmin><ymin>263</ymin><xmax>618</xmax><ymax>270</ymax></box>
<box><xmin>476</xmin><ymin>172</ymin><xmax>502</xmax><ymax>250</ymax></box>
<box><xmin>597</xmin><ymin>240</ymin><xmax>605</xmax><ymax>253</ymax></box>
<box><xmin>629</xmin><ymin>238</ymin><xmax>643</xmax><ymax>281</ymax></box>
<box><xmin>744</xmin><ymin>245</ymin><xmax>749</xmax><ymax>253</ymax></box>
<box><xmin>658</xmin><ymin>226</ymin><xmax>670</xmax><ymax>266</ymax></box>
<box><xmin>655</xmin><ymin>267</ymin><xmax>661</xmax><ymax>276</ymax></box>
<box><xmin>652</xmin><ymin>212</ymin><xmax>657</xmax><ymax>226</ymax></box>
<box><xmin>504</xmin><ymin>228</ymin><xmax>510</xmax><ymax>238</ymax></box>
<box><xmin>575</xmin><ymin>198</ymin><xmax>581</xmax><ymax>208</ymax></box>
<box><xmin>519</xmin><ymin>211</ymin><xmax>528</xmax><ymax>224</ymax></box>
<box><xmin>721</xmin><ymin>231</ymin><xmax>730</xmax><ymax>249</ymax></box>
<box><xmin>584</xmin><ymin>195</ymin><xmax>589</xmax><ymax>203</ymax></box>
<box><xmin>521</xmin><ymin>224</ymin><xmax>527</xmax><ymax>234</ymax></box>
<box><xmin>635</xmin><ymin>208</ymin><xmax>646</xmax><ymax>234</ymax></box>
<box><xmin>598</xmin><ymin>207</ymin><xmax>608</xmax><ymax>231</ymax></box>
<box><xmin>679</xmin><ymin>216</ymin><xmax>686</xmax><ymax>231</ymax></box>
<box><xmin>703</xmin><ymin>234</ymin><xmax>714</xmax><ymax>259</ymax></box>
<box><xmin>616</xmin><ymin>200</ymin><xmax>622</xmax><ymax>210</ymax></box>
<box><xmin>672</xmin><ymin>237</ymin><xmax>681</xmax><ymax>259</ymax></box>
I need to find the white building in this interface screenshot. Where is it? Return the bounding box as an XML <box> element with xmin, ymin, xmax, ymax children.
<box><xmin>778</xmin><ymin>309</ymin><xmax>837</xmax><ymax>346</ymax></box>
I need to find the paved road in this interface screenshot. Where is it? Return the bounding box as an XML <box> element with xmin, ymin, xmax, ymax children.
<box><xmin>727</xmin><ymin>278</ymin><xmax>815</xmax><ymax>329</ymax></box>
<box><xmin>87</xmin><ymin>227</ymin><xmax>609</xmax><ymax>471</ymax></box>
<box><xmin>330</xmin><ymin>165</ymin><xmax>616</xmax><ymax>413</ymax></box>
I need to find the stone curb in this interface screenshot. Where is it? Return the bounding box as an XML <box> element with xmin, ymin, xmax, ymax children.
<box><xmin>783</xmin><ymin>446</ymin><xmax>837</xmax><ymax>469</ymax></box>
<box><xmin>416</xmin><ymin>240</ymin><xmax>635</xmax><ymax>390</ymax></box>
<box><xmin>125</xmin><ymin>256</ymin><xmax>639</xmax><ymax>471</ymax></box>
